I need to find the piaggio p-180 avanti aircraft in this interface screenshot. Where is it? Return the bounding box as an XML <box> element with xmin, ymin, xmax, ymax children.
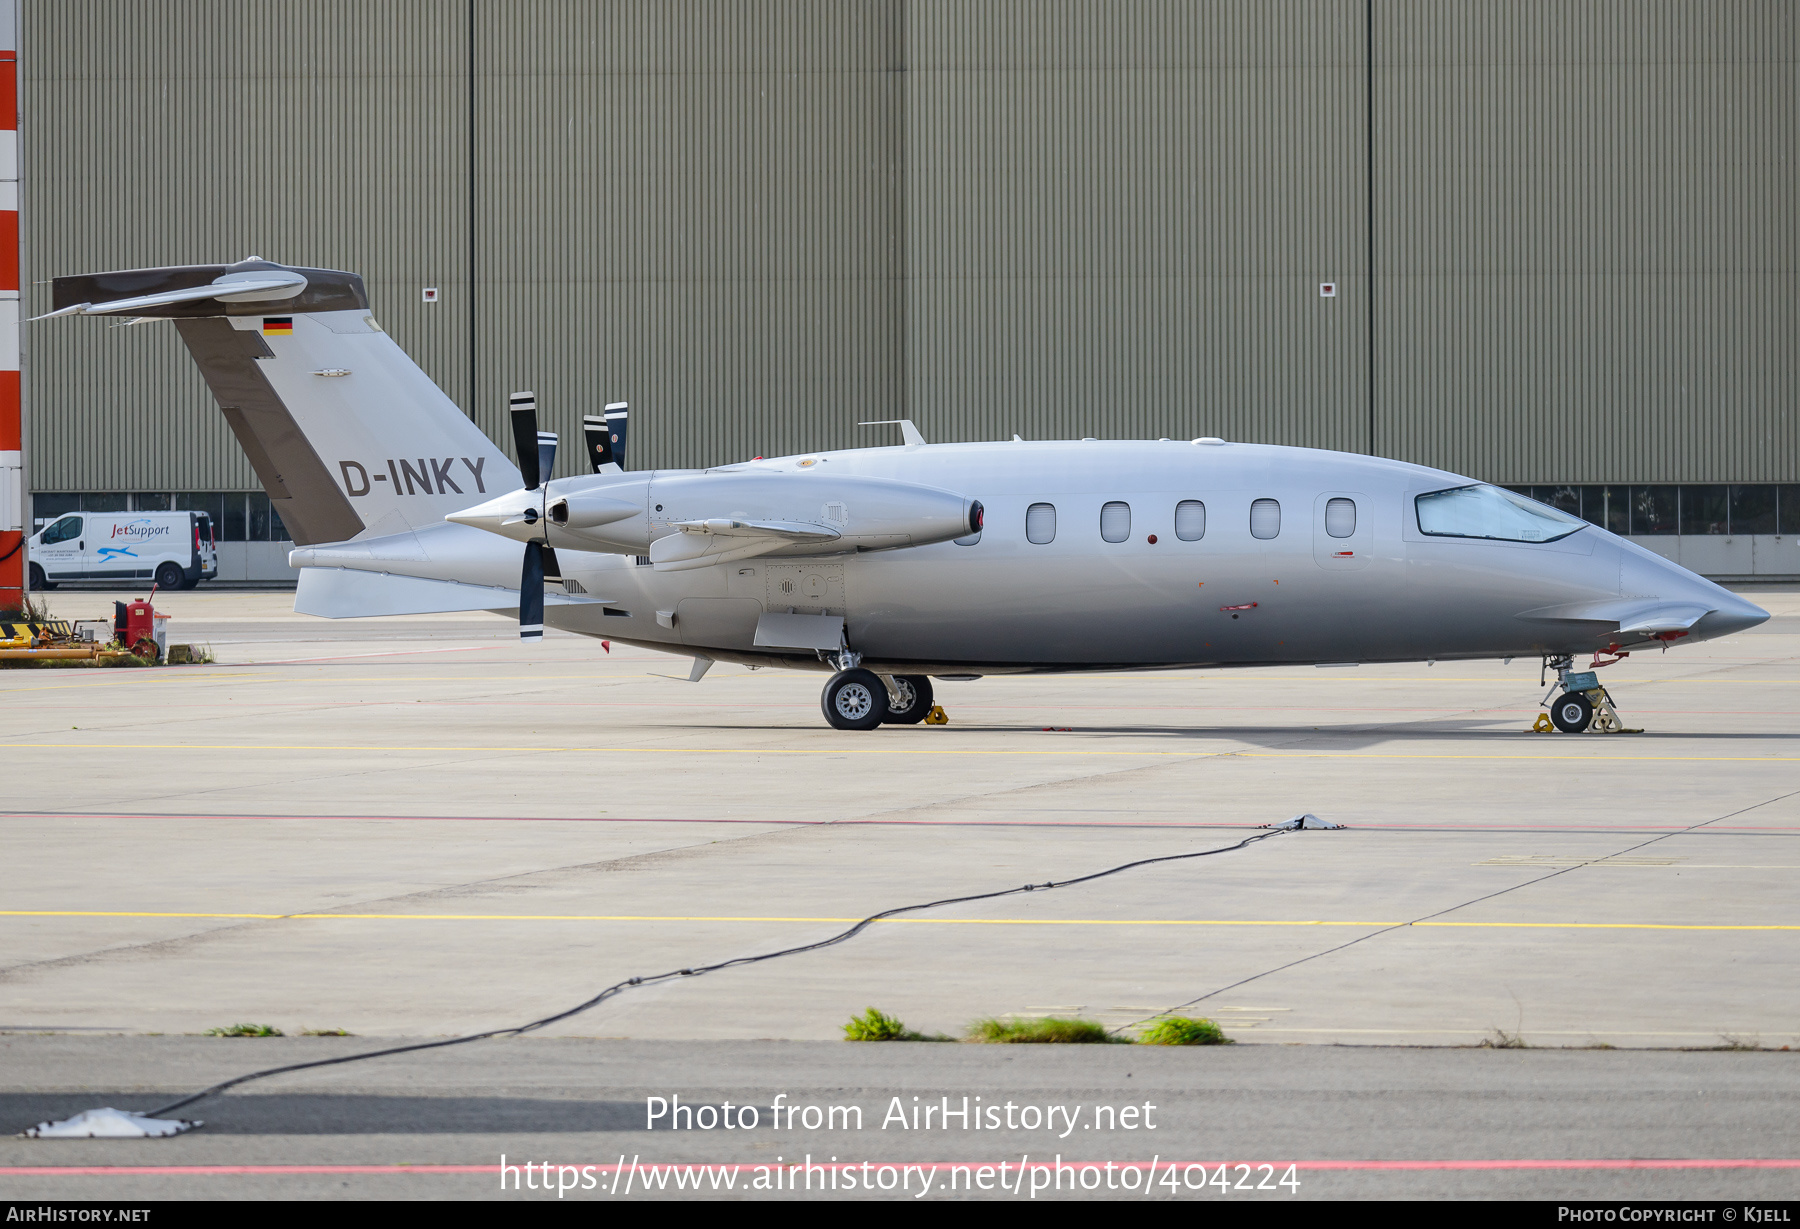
<box><xmin>41</xmin><ymin>258</ymin><xmax>1768</xmax><ymax>730</ymax></box>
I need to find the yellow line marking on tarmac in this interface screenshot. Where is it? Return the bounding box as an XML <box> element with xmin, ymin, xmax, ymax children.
<box><xmin>0</xmin><ymin>674</ymin><xmax>275</xmax><ymax>694</ymax></box>
<box><xmin>3</xmin><ymin>911</ymin><xmax>1795</xmax><ymax>931</ymax></box>
<box><xmin>5</xmin><ymin>743</ymin><xmax>1800</xmax><ymax>763</ymax></box>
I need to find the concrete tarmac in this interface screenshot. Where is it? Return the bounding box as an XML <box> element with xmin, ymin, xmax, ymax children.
<box><xmin>3</xmin><ymin>1038</ymin><xmax>1798</xmax><ymax>1201</ymax></box>
<box><xmin>3</xmin><ymin>587</ymin><xmax>1798</xmax><ymax>1199</ymax></box>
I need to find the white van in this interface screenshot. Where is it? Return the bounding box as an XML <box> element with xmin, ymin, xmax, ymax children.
<box><xmin>28</xmin><ymin>511</ymin><xmax>218</xmax><ymax>590</ymax></box>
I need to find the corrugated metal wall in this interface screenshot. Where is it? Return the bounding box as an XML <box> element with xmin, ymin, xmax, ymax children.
<box><xmin>21</xmin><ymin>0</ymin><xmax>1800</xmax><ymax>491</ymax></box>
<box><xmin>472</xmin><ymin>1</ymin><xmax>904</xmax><ymax>469</ymax></box>
<box><xmin>907</xmin><ymin>0</ymin><xmax>1369</xmax><ymax>450</ymax></box>
<box><xmin>24</xmin><ymin>0</ymin><xmax>472</xmax><ymax>490</ymax></box>
<box><xmin>1376</xmin><ymin>0</ymin><xmax>1799</xmax><ymax>482</ymax></box>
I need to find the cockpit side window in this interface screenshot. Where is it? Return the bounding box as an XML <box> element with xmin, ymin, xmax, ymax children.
<box><xmin>1415</xmin><ymin>484</ymin><xmax>1584</xmax><ymax>543</ymax></box>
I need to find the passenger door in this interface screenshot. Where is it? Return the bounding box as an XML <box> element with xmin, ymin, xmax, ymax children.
<box><xmin>36</xmin><ymin>515</ymin><xmax>84</xmax><ymax>580</ymax></box>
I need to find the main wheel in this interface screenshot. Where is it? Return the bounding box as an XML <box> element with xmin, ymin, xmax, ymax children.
<box><xmin>28</xmin><ymin>563</ymin><xmax>53</xmax><ymax>591</ymax></box>
<box><xmin>154</xmin><ymin>562</ymin><xmax>184</xmax><ymax>591</ymax></box>
<box><xmin>1549</xmin><ymin>691</ymin><xmax>1594</xmax><ymax>734</ymax></box>
<box><xmin>880</xmin><ymin>674</ymin><xmax>935</xmax><ymax>725</ymax></box>
<box><xmin>821</xmin><ymin>668</ymin><xmax>889</xmax><ymax>731</ymax></box>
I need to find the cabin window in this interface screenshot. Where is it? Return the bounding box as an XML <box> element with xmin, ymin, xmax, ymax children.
<box><xmin>1325</xmin><ymin>497</ymin><xmax>1357</xmax><ymax>538</ymax></box>
<box><xmin>1250</xmin><ymin>499</ymin><xmax>1280</xmax><ymax>540</ymax></box>
<box><xmin>1175</xmin><ymin>500</ymin><xmax>1205</xmax><ymax>541</ymax></box>
<box><xmin>1416</xmin><ymin>484</ymin><xmax>1584</xmax><ymax>543</ymax></box>
<box><xmin>1099</xmin><ymin>501</ymin><xmax>1131</xmax><ymax>543</ymax></box>
<box><xmin>1026</xmin><ymin>502</ymin><xmax>1057</xmax><ymax>544</ymax></box>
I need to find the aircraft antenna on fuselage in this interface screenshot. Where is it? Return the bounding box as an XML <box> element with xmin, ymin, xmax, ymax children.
<box><xmin>858</xmin><ymin>419</ymin><xmax>926</xmax><ymax>447</ymax></box>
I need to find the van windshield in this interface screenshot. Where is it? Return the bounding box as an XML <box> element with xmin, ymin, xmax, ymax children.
<box><xmin>1415</xmin><ymin>484</ymin><xmax>1584</xmax><ymax>543</ymax></box>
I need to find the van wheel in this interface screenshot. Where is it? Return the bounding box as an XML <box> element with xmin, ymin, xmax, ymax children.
<box><xmin>154</xmin><ymin>562</ymin><xmax>183</xmax><ymax>591</ymax></box>
<box><xmin>28</xmin><ymin>563</ymin><xmax>53</xmax><ymax>591</ymax></box>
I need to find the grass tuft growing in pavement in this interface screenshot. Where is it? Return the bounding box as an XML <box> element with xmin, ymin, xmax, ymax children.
<box><xmin>966</xmin><ymin>1016</ymin><xmax>1120</xmax><ymax>1044</ymax></box>
<box><xmin>1136</xmin><ymin>1016</ymin><xmax>1232</xmax><ymax>1046</ymax></box>
<box><xmin>301</xmin><ymin>1027</ymin><xmax>353</xmax><ymax>1037</ymax></box>
<box><xmin>843</xmin><ymin>1007</ymin><xmax>946</xmax><ymax>1041</ymax></box>
<box><xmin>205</xmin><ymin>1023</ymin><xmax>284</xmax><ymax>1037</ymax></box>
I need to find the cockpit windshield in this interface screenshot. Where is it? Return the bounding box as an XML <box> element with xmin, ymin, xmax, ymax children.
<box><xmin>1415</xmin><ymin>484</ymin><xmax>1585</xmax><ymax>543</ymax></box>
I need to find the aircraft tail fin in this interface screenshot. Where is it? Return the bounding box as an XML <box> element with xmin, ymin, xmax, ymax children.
<box><xmin>45</xmin><ymin>257</ymin><xmax>519</xmax><ymax>546</ymax></box>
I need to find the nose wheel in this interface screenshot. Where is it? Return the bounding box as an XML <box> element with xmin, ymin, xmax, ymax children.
<box><xmin>1549</xmin><ymin>691</ymin><xmax>1594</xmax><ymax>733</ymax></box>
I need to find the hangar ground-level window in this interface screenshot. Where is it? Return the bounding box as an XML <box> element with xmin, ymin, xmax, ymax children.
<box><xmin>1325</xmin><ymin>497</ymin><xmax>1356</xmax><ymax>538</ymax></box>
<box><xmin>1175</xmin><ymin>500</ymin><xmax>1205</xmax><ymax>540</ymax></box>
<box><xmin>1250</xmin><ymin>498</ymin><xmax>1280</xmax><ymax>540</ymax></box>
<box><xmin>1099</xmin><ymin>501</ymin><xmax>1130</xmax><ymax>542</ymax></box>
<box><xmin>1026</xmin><ymin>502</ymin><xmax>1057</xmax><ymax>544</ymax></box>
<box><xmin>1504</xmin><ymin>484</ymin><xmax>1800</xmax><ymax>537</ymax></box>
<box><xmin>1417</xmin><ymin>484</ymin><xmax>1583</xmax><ymax>543</ymax></box>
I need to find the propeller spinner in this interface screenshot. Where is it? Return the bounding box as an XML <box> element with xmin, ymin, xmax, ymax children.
<box><xmin>506</xmin><ymin>390</ymin><xmax>560</xmax><ymax>642</ymax></box>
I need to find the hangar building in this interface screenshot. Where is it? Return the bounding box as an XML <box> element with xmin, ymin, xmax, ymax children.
<box><xmin>20</xmin><ymin>1</ymin><xmax>1798</xmax><ymax>580</ymax></box>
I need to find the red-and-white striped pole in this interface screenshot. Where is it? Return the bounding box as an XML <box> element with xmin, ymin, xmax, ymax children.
<box><xmin>0</xmin><ymin>0</ymin><xmax>19</xmax><ymax>614</ymax></box>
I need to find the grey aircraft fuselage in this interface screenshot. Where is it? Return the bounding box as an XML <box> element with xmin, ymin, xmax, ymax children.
<box><xmin>503</xmin><ymin>438</ymin><xmax>1766</xmax><ymax>674</ymax></box>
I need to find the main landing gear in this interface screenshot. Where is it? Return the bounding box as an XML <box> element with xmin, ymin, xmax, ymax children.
<box><xmin>820</xmin><ymin>668</ymin><xmax>937</xmax><ymax>731</ymax></box>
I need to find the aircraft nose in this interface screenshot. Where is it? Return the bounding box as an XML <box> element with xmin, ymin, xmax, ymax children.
<box><xmin>1616</xmin><ymin>540</ymin><xmax>1769</xmax><ymax>644</ymax></box>
<box><xmin>1696</xmin><ymin>593</ymin><xmax>1770</xmax><ymax>638</ymax></box>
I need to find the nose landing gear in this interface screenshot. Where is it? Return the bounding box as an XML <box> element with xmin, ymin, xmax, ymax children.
<box><xmin>1536</xmin><ymin>656</ymin><xmax>1642</xmax><ymax>734</ymax></box>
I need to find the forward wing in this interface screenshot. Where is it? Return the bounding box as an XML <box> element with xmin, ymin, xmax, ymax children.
<box><xmin>650</xmin><ymin>519</ymin><xmax>841</xmax><ymax>572</ymax></box>
<box><xmin>1518</xmin><ymin>598</ymin><xmax>1714</xmax><ymax>643</ymax></box>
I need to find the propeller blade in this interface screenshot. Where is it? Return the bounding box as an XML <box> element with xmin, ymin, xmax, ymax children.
<box><xmin>604</xmin><ymin>402</ymin><xmax>628</xmax><ymax>469</ymax></box>
<box><xmin>536</xmin><ymin>430</ymin><xmax>558</xmax><ymax>488</ymax></box>
<box><xmin>583</xmin><ymin>402</ymin><xmax>628</xmax><ymax>472</ymax></box>
<box><xmin>519</xmin><ymin>540</ymin><xmax>545</xmax><ymax>641</ymax></box>
<box><xmin>541</xmin><ymin>546</ymin><xmax>563</xmax><ymax>583</ymax></box>
<box><xmin>582</xmin><ymin>415</ymin><xmax>612</xmax><ymax>472</ymax></box>
<box><xmin>509</xmin><ymin>391</ymin><xmax>540</xmax><ymax>489</ymax></box>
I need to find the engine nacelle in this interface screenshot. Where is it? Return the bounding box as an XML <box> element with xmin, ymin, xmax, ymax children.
<box><xmin>449</xmin><ymin>467</ymin><xmax>980</xmax><ymax>569</ymax></box>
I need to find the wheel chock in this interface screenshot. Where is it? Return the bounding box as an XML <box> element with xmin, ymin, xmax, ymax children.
<box><xmin>1529</xmin><ymin>712</ymin><xmax>1554</xmax><ymax>733</ymax></box>
<box><xmin>1586</xmin><ymin>689</ymin><xmax>1643</xmax><ymax>735</ymax></box>
<box><xmin>924</xmin><ymin>705</ymin><xmax>949</xmax><ymax>725</ymax></box>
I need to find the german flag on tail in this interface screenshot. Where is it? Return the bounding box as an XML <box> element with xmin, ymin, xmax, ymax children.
<box><xmin>261</xmin><ymin>316</ymin><xmax>293</xmax><ymax>336</ymax></box>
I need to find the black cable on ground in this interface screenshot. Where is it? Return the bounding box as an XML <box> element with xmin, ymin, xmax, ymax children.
<box><xmin>141</xmin><ymin>827</ymin><xmax>1290</xmax><ymax>1121</ymax></box>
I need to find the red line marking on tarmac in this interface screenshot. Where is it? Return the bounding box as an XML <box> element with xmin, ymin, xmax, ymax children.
<box><xmin>4</xmin><ymin>1159</ymin><xmax>1798</xmax><ymax>1177</ymax></box>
